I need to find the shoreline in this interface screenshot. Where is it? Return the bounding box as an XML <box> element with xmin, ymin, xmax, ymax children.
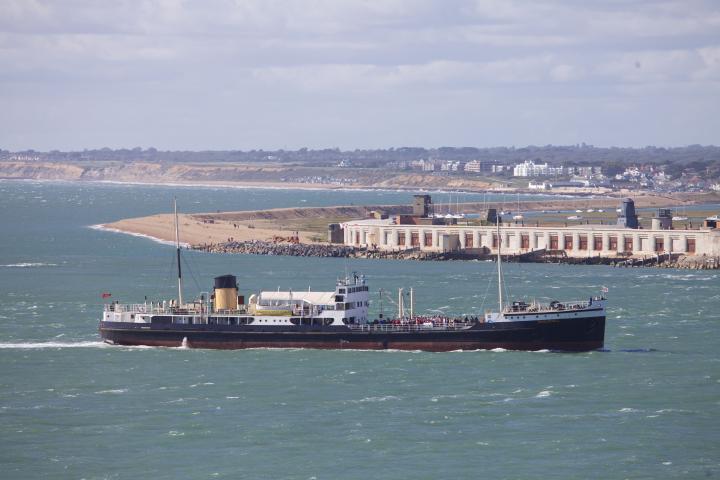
<box><xmin>0</xmin><ymin>176</ymin><xmax>575</xmax><ymax>196</ymax></box>
<box><xmin>3</xmin><ymin>177</ymin><xmax>718</xmax><ymax>208</ymax></box>
<box><xmin>89</xmin><ymin>224</ymin><xmax>191</xmax><ymax>248</ymax></box>
<box><xmin>95</xmin><ymin>218</ymin><xmax>720</xmax><ymax>271</ymax></box>
<box><xmin>194</xmin><ymin>240</ymin><xmax>720</xmax><ymax>270</ymax></box>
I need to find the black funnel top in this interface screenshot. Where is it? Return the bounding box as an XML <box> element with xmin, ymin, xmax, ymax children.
<box><xmin>214</xmin><ymin>275</ymin><xmax>237</xmax><ymax>289</ymax></box>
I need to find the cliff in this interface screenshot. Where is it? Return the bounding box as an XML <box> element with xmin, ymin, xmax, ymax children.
<box><xmin>0</xmin><ymin>160</ymin><xmax>496</xmax><ymax>191</ymax></box>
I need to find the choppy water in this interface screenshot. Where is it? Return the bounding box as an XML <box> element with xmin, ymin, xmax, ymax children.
<box><xmin>0</xmin><ymin>181</ymin><xmax>718</xmax><ymax>479</ymax></box>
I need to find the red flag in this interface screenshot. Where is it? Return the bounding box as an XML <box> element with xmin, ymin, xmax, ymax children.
<box><xmin>102</xmin><ymin>292</ymin><xmax>112</xmax><ymax>298</ymax></box>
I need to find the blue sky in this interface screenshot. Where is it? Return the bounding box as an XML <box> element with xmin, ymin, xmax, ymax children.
<box><xmin>1</xmin><ymin>0</ymin><xmax>719</xmax><ymax>151</ymax></box>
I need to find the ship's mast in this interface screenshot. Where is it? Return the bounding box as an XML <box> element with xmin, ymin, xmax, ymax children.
<box><xmin>174</xmin><ymin>198</ymin><xmax>184</xmax><ymax>306</ymax></box>
<box><xmin>398</xmin><ymin>288</ymin><xmax>404</xmax><ymax>319</ymax></box>
<box><xmin>409</xmin><ymin>287</ymin><xmax>414</xmax><ymax>319</ymax></box>
<box><xmin>496</xmin><ymin>215</ymin><xmax>503</xmax><ymax>313</ymax></box>
<box><xmin>378</xmin><ymin>288</ymin><xmax>384</xmax><ymax>319</ymax></box>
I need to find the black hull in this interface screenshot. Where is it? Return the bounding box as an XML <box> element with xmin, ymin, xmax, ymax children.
<box><xmin>99</xmin><ymin>316</ymin><xmax>605</xmax><ymax>352</ymax></box>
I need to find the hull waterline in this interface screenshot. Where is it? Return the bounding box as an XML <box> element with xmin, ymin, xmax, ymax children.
<box><xmin>99</xmin><ymin>316</ymin><xmax>605</xmax><ymax>352</ymax></box>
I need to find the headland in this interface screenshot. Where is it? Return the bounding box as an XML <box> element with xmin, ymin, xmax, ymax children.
<box><xmin>97</xmin><ymin>193</ymin><xmax>720</xmax><ymax>269</ymax></box>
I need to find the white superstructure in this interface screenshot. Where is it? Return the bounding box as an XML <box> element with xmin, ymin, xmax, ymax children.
<box><xmin>102</xmin><ymin>275</ymin><xmax>370</xmax><ymax>327</ymax></box>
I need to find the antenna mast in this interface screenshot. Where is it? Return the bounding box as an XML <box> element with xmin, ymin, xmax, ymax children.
<box><xmin>174</xmin><ymin>198</ymin><xmax>184</xmax><ymax>306</ymax></box>
<box><xmin>379</xmin><ymin>288</ymin><xmax>384</xmax><ymax>319</ymax></box>
<box><xmin>496</xmin><ymin>215</ymin><xmax>503</xmax><ymax>313</ymax></box>
<box><xmin>398</xmin><ymin>288</ymin><xmax>404</xmax><ymax>319</ymax></box>
<box><xmin>409</xmin><ymin>287</ymin><xmax>414</xmax><ymax>320</ymax></box>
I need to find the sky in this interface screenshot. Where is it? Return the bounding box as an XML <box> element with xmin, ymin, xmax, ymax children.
<box><xmin>1</xmin><ymin>0</ymin><xmax>719</xmax><ymax>151</ymax></box>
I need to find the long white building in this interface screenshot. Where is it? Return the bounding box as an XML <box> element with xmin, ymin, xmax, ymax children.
<box><xmin>342</xmin><ymin>219</ymin><xmax>720</xmax><ymax>258</ymax></box>
<box><xmin>513</xmin><ymin>160</ymin><xmax>563</xmax><ymax>177</ymax></box>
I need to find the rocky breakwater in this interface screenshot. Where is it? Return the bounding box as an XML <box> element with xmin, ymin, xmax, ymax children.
<box><xmin>195</xmin><ymin>240</ymin><xmax>358</xmax><ymax>258</ymax></box>
<box><xmin>193</xmin><ymin>241</ymin><xmax>463</xmax><ymax>261</ymax></box>
<box><xmin>193</xmin><ymin>241</ymin><xmax>720</xmax><ymax>269</ymax></box>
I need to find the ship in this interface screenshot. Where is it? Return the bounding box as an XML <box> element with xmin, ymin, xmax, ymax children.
<box><xmin>99</xmin><ymin>201</ymin><xmax>606</xmax><ymax>352</ymax></box>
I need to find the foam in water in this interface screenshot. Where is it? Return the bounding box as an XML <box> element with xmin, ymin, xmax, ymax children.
<box><xmin>0</xmin><ymin>262</ymin><xmax>58</xmax><ymax>268</ymax></box>
<box><xmin>89</xmin><ymin>224</ymin><xmax>189</xmax><ymax>248</ymax></box>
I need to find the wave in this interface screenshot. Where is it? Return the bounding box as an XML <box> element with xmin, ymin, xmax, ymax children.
<box><xmin>0</xmin><ymin>341</ymin><xmax>107</xmax><ymax>349</ymax></box>
<box><xmin>349</xmin><ymin>395</ymin><xmax>401</xmax><ymax>404</ymax></box>
<box><xmin>89</xmin><ymin>224</ymin><xmax>189</xmax><ymax>248</ymax></box>
<box><xmin>0</xmin><ymin>262</ymin><xmax>58</xmax><ymax>268</ymax></box>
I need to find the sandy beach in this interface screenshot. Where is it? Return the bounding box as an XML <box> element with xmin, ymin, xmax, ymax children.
<box><xmin>103</xmin><ymin>213</ymin><xmax>323</xmax><ymax>246</ymax></box>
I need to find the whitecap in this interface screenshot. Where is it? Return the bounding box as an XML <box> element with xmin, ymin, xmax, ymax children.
<box><xmin>350</xmin><ymin>396</ymin><xmax>400</xmax><ymax>403</ymax></box>
<box><xmin>535</xmin><ymin>390</ymin><xmax>552</xmax><ymax>398</ymax></box>
<box><xmin>95</xmin><ymin>389</ymin><xmax>128</xmax><ymax>394</ymax></box>
<box><xmin>0</xmin><ymin>262</ymin><xmax>58</xmax><ymax>268</ymax></box>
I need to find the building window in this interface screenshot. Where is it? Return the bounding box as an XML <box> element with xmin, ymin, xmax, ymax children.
<box><xmin>593</xmin><ymin>237</ymin><xmax>603</xmax><ymax>251</ymax></box>
<box><xmin>563</xmin><ymin>235</ymin><xmax>572</xmax><ymax>250</ymax></box>
<box><xmin>687</xmin><ymin>238</ymin><xmax>696</xmax><ymax>253</ymax></box>
<box><xmin>398</xmin><ymin>232</ymin><xmax>406</xmax><ymax>246</ymax></box>
<box><xmin>521</xmin><ymin>234</ymin><xmax>530</xmax><ymax>249</ymax></box>
<box><xmin>550</xmin><ymin>235</ymin><xmax>559</xmax><ymax>250</ymax></box>
<box><xmin>410</xmin><ymin>232</ymin><xmax>419</xmax><ymax>247</ymax></box>
<box><xmin>609</xmin><ymin>236</ymin><xmax>617</xmax><ymax>251</ymax></box>
<box><xmin>579</xmin><ymin>235</ymin><xmax>588</xmax><ymax>250</ymax></box>
<box><xmin>465</xmin><ymin>233</ymin><xmax>474</xmax><ymax>248</ymax></box>
<box><xmin>424</xmin><ymin>232</ymin><xmax>433</xmax><ymax>246</ymax></box>
<box><xmin>655</xmin><ymin>237</ymin><xmax>664</xmax><ymax>252</ymax></box>
<box><xmin>624</xmin><ymin>237</ymin><xmax>633</xmax><ymax>252</ymax></box>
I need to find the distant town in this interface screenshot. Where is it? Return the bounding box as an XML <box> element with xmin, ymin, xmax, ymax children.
<box><xmin>1</xmin><ymin>144</ymin><xmax>719</xmax><ymax>194</ymax></box>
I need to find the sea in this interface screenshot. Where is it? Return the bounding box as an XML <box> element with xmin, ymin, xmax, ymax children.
<box><xmin>0</xmin><ymin>180</ymin><xmax>718</xmax><ymax>479</ymax></box>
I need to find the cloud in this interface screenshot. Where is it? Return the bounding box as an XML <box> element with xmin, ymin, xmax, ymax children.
<box><xmin>0</xmin><ymin>0</ymin><xmax>719</xmax><ymax>149</ymax></box>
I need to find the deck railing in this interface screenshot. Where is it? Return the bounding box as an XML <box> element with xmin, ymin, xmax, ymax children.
<box><xmin>103</xmin><ymin>303</ymin><xmax>212</xmax><ymax>314</ymax></box>
<box><xmin>348</xmin><ymin>322</ymin><xmax>474</xmax><ymax>333</ymax></box>
<box><xmin>503</xmin><ymin>299</ymin><xmax>599</xmax><ymax>314</ymax></box>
